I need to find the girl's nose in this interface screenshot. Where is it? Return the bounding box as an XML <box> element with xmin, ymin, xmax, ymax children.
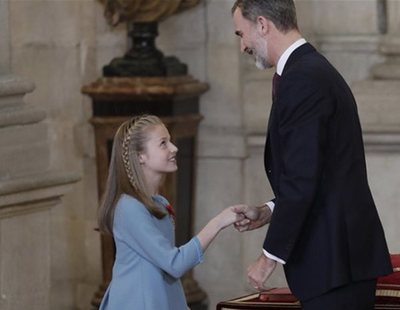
<box><xmin>170</xmin><ymin>142</ymin><xmax>178</xmax><ymax>153</ymax></box>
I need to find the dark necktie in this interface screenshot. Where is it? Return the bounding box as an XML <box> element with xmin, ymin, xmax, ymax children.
<box><xmin>272</xmin><ymin>72</ymin><xmax>281</xmax><ymax>99</ymax></box>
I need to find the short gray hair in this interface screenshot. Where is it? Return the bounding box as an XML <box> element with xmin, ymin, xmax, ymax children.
<box><xmin>232</xmin><ymin>0</ymin><xmax>298</xmax><ymax>33</ymax></box>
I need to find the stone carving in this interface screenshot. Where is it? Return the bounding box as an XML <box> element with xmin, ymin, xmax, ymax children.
<box><xmin>99</xmin><ymin>0</ymin><xmax>202</xmax><ymax>77</ymax></box>
<box><xmin>102</xmin><ymin>0</ymin><xmax>201</xmax><ymax>25</ymax></box>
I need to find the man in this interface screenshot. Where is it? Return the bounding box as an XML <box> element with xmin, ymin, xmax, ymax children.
<box><xmin>231</xmin><ymin>1</ymin><xmax>392</xmax><ymax>309</ymax></box>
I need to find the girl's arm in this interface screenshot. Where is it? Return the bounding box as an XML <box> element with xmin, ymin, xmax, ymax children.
<box><xmin>114</xmin><ymin>196</ymin><xmax>243</xmax><ymax>279</ymax></box>
<box><xmin>196</xmin><ymin>206</ymin><xmax>244</xmax><ymax>252</ymax></box>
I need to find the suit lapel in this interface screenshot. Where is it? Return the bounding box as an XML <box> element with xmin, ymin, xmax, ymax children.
<box><xmin>268</xmin><ymin>43</ymin><xmax>316</xmax><ymax>131</ymax></box>
<box><xmin>265</xmin><ymin>43</ymin><xmax>317</xmax><ymax>187</ymax></box>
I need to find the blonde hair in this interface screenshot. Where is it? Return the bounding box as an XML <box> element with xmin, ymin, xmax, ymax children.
<box><xmin>98</xmin><ymin>115</ymin><xmax>167</xmax><ymax>236</ymax></box>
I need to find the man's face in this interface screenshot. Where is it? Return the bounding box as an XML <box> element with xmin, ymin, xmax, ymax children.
<box><xmin>233</xmin><ymin>8</ymin><xmax>271</xmax><ymax>70</ymax></box>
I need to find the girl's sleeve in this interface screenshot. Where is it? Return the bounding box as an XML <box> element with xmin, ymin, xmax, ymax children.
<box><xmin>114</xmin><ymin>195</ymin><xmax>204</xmax><ymax>279</ymax></box>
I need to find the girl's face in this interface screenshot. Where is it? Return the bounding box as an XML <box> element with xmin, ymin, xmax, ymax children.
<box><xmin>139</xmin><ymin>125</ymin><xmax>178</xmax><ymax>177</ymax></box>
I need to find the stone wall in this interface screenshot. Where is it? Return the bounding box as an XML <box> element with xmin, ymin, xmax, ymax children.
<box><xmin>1</xmin><ymin>0</ymin><xmax>399</xmax><ymax>309</ymax></box>
<box><xmin>3</xmin><ymin>0</ymin><xmax>108</xmax><ymax>308</ymax></box>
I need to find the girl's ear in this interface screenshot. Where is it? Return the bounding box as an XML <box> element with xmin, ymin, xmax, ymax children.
<box><xmin>138</xmin><ymin>153</ymin><xmax>147</xmax><ymax>165</ymax></box>
<box><xmin>138</xmin><ymin>153</ymin><xmax>146</xmax><ymax>165</ymax></box>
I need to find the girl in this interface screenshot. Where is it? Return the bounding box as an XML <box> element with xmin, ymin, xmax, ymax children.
<box><xmin>98</xmin><ymin>115</ymin><xmax>243</xmax><ymax>310</ymax></box>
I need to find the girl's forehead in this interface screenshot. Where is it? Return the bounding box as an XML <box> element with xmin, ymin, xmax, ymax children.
<box><xmin>146</xmin><ymin>124</ymin><xmax>169</xmax><ymax>139</ymax></box>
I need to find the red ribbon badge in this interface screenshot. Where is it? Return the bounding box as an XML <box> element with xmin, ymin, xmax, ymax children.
<box><xmin>165</xmin><ymin>204</ymin><xmax>176</xmax><ymax>222</ymax></box>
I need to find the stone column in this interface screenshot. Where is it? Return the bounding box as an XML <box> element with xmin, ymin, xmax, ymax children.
<box><xmin>352</xmin><ymin>0</ymin><xmax>400</xmax><ymax>254</ymax></box>
<box><xmin>0</xmin><ymin>1</ymin><xmax>79</xmax><ymax>309</ymax></box>
<box><xmin>313</xmin><ymin>0</ymin><xmax>384</xmax><ymax>84</ymax></box>
<box><xmin>0</xmin><ymin>1</ymin><xmax>10</xmax><ymax>74</ymax></box>
<box><xmin>372</xmin><ymin>0</ymin><xmax>400</xmax><ymax>80</ymax></box>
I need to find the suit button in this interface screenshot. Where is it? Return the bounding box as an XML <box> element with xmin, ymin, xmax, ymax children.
<box><xmin>267</xmin><ymin>169</ymin><xmax>272</xmax><ymax>174</ymax></box>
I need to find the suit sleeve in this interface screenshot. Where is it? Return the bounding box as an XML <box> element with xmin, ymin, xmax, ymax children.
<box><xmin>263</xmin><ymin>72</ymin><xmax>335</xmax><ymax>262</ymax></box>
<box><xmin>114</xmin><ymin>195</ymin><xmax>204</xmax><ymax>279</ymax></box>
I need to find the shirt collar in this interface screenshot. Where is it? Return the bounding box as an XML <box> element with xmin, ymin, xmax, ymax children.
<box><xmin>276</xmin><ymin>38</ymin><xmax>307</xmax><ymax>75</ymax></box>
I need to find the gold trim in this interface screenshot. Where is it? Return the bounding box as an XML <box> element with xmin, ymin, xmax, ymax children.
<box><xmin>376</xmin><ymin>289</ymin><xmax>400</xmax><ymax>298</ymax></box>
<box><xmin>231</xmin><ymin>294</ymin><xmax>259</xmax><ymax>302</ymax></box>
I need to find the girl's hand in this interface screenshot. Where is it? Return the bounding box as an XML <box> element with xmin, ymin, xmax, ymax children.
<box><xmin>216</xmin><ymin>206</ymin><xmax>245</xmax><ymax>230</ymax></box>
<box><xmin>232</xmin><ymin>204</ymin><xmax>272</xmax><ymax>232</ymax></box>
<box><xmin>197</xmin><ymin>206</ymin><xmax>245</xmax><ymax>251</ymax></box>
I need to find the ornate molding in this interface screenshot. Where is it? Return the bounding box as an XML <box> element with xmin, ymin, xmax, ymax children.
<box><xmin>0</xmin><ymin>171</ymin><xmax>80</xmax><ymax>210</ymax></box>
<box><xmin>82</xmin><ymin>75</ymin><xmax>209</xmax><ymax>100</ymax></box>
<box><xmin>0</xmin><ymin>74</ymin><xmax>35</xmax><ymax>109</ymax></box>
<box><xmin>0</xmin><ymin>107</ymin><xmax>46</xmax><ymax>128</ymax></box>
<box><xmin>316</xmin><ymin>34</ymin><xmax>382</xmax><ymax>53</ymax></box>
<box><xmin>364</xmin><ymin>130</ymin><xmax>400</xmax><ymax>153</ymax></box>
<box><xmin>246</xmin><ymin>131</ymin><xmax>400</xmax><ymax>154</ymax></box>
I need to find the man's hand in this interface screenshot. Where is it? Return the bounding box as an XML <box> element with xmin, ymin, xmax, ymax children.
<box><xmin>231</xmin><ymin>204</ymin><xmax>271</xmax><ymax>232</ymax></box>
<box><xmin>248</xmin><ymin>254</ymin><xmax>277</xmax><ymax>291</ymax></box>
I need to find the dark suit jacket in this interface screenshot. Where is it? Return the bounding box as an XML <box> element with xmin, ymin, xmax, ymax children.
<box><xmin>263</xmin><ymin>43</ymin><xmax>392</xmax><ymax>301</ymax></box>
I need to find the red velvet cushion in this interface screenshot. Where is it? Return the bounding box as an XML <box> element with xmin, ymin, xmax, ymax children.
<box><xmin>378</xmin><ymin>254</ymin><xmax>400</xmax><ymax>285</ymax></box>
<box><xmin>376</xmin><ymin>254</ymin><xmax>400</xmax><ymax>304</ymax></box>
<box><xmin>259</xmin><ymin>287</ymin><xmax>298</xmax><ymax>302</ymax></box>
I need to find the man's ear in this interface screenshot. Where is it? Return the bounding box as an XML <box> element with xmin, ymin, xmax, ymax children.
<box><xmin>257</xmin><ymin>16</ymin><xmax>269</xmax><ymax>35</ymax></box>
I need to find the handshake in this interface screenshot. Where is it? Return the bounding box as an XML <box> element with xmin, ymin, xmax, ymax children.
<box><xmin>215</xmin><ymin>204</ymin><xmax>273</xmax><ymax>232</ymax></box>
<box><xmin>195</xmin><ymin>203</ymin><xmax>276</xmax><ymax>291</ymax></box>
<box><xmin>211</xmin><ymin>203</ymin><xmax>276</xmax><ymax>292</ymax></box>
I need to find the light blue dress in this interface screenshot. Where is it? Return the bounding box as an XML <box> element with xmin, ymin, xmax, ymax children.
<box><xmin>99</xmin><ymin>194</ymin><xmax>204</xmax><ymax>310</ymax></box>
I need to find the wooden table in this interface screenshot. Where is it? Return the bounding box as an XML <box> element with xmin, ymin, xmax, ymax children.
<box><xmin>217</xmin><ymin>288</ymin><xmax>400</xmax><ymax>310</ymax></box>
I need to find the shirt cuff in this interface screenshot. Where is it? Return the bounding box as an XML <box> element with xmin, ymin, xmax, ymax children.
<box><xmin>263</xmin><ymin>249</ymin><xmax>286</xmax><ymax>265</ymax></box>
<box><xmin>265</xmin><ymin>201</ymin><xmax>275</xmax><ymax>212</ymax></box>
